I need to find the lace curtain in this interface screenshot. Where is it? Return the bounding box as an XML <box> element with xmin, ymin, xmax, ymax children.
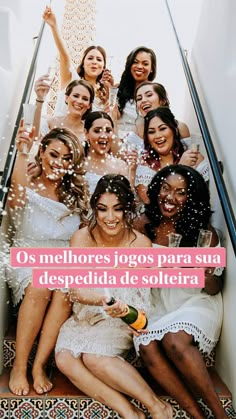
<box><xmin>47</xmin><ymin>0</ymin><xmax>96</xmax><ymax>115</ymax></box>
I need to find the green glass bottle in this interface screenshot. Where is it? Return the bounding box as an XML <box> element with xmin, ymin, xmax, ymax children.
<box><xmin>106</xmin><ymin>297</ymin><xmax>148</xmax><ymax>331</ymax></box>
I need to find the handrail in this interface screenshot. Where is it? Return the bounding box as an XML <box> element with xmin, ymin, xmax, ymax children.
<box><xmin>165</xmin><ymin>0</ymin><xmax>236</xmax><ymax>255</ymax></box>
<box><xmin>0</xmin><ymin>21</ymin><xmax>45</xmax><ymax>224</ymax></box>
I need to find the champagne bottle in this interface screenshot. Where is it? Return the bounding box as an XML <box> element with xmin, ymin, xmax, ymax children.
<box><xmin>106</xmin><ymin>297</ymin><xmax>148</xmax><ymax>331</ymax></box>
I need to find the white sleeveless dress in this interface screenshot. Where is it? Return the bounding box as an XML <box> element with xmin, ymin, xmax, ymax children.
<box><xmin>85</xmin><ymin>172</ymin><xmax>103</xmax><ymax>197</ymax></box>
<box><xmin>6</xmin><ymin>188</ymin><xmax>80</xmax><ymax>305</ymax></box>
<box><xmin>134</xmin><ymin>243</ymin><xmax>223</xmax><ymax>355</ymax></box>
<box><xmin>56</xmin><ymin>287</ymin><xmax>151</xmax><ymax>359</ymax></box>
<box><xmin>117</xmin><ymin>101</ymin><xmax>138</xmax><ymax>139</ymax></box>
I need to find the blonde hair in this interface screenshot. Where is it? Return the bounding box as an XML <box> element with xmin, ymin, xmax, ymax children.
<box><xmin>34</xmin><ymin>127</ymin><xmax>89</xmax><ymax>222</ymax></box>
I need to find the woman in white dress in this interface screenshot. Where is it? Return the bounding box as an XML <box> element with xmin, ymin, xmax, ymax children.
<box><xmin>34</xmin><ymin>78</ymin><xmax>94</xmax><ymax>143</ymax></box>
<box><xmin>115</xmin><ymin>46</ymin><xmax>157</xmax><ymax>137</ymax></box>
<box><xmin>135</xmin><ymin>107</ymin><xmax>208</xmax><ymax>204</ymax></box>
<box><xmin>121</xmin><ymin>81</ymin><xmax>191</xmax><ymax>157</ymax></box>
<box><xmin>83</xmin><ymin>111</ymin><xmax>137</xmax><ymax>196</ymax></box>
<box><xmin>43</xmin><ymin>6</ymin><xmax>113</xmax><ymax>115</ymax></box>
<box><xmin>55</xmin><ymin>174</ymin><xmax>172</xmax><ymax>419</ymax></box>
<box><xmin>133</xmin><ymin>165</ymin><xmax>227</xmax><ymax>419</ymax></box>
<box><xmin>8</xmin><ymin>125</ymin><xmax>89</xmax><ymax>396</ymax></box>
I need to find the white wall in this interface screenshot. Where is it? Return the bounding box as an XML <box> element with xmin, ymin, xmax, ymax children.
<box><xmin>180</xmin><ymin>0</ymin><xmax>236</xmax><ymax>402</ymax></box>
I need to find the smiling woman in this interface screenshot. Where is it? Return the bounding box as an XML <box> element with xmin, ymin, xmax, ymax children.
<box><xmin>33</xmin><ymin>78</ymin><xmax>95</xmax><ymax>144</ymax></box>
<box><xmin>135</xmin><ymin>107</ymin><xmax>208</xmax><ymax>204</ymax></box>
<box><xmin>83</xmin><ymin>111</ymin><xmax>136</xmax><ymax>196</ymax></box>
<box><xmin>52</xmin><ymin>174</ymin><xmax>172</xmax><ymax>418</ymax></box>
<box><xmin>6</xmin><ymin>124</ymin><xmax>89</xmax><ymax>397</ymax></box>
<box><xmin>116</xmin><ymin>46</ymin><xmax>157</xmax><ymax>137</ymax></box>
<box><xmin>133</xmin><ymin>164</ymin><xmax>226</xmax><ymax>418</ymax></box>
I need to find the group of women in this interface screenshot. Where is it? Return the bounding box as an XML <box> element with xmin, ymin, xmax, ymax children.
<box><xmin>3</xmin><ymin>5</ymin><xmax>228</xmax><ymax>419</ymax></box>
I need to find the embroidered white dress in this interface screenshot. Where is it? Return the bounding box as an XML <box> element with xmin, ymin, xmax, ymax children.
<box><xmin>135</xmin><ymin>160</ymin><xmax>209</xmax><ymax>189</ymax></box>
<box><xmin>39</xmin><ymin>118</ymin><xmax>86</xmax><ymax>146</ymax></box>
<box><xmin>6</xmin><ymin>188</ymin><xmax>80</xmax><ymax>305</ymax></box>
<box><xmin>117</xmin><ymin>101</ymin><xmax>138</xmax><ymax>139</ymax></box>
<box><xmin>85</xmin><ymin>172</ymin><xmax>103</xmax><ymax>197</ymax></box>
<box><xmin>134</xmin><ymin>243</ymin><xmax>223</xmax><ymax>355</ymax></box>
<box><xmin>135</xmin><ymin>135</ymin><xmax>209</xmax><ymax>188</ymax></box>
<box><xmin>56</xmin><ymin>287</ymin><xmax>151</xmax><ymax>358</ymax></box>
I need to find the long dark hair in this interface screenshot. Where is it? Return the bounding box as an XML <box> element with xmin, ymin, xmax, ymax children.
<box><xmin>144</xmin><ymin>165</ymin><xmax>212</xmax><ymax>246</ymax></box>
<box><xmin>117</xmin><ymin>46</ymin><xmax>157</xmax><ymax>115</ymax></box>
<box><xmin>77</xmin><ymin>45</ymin><xmax>106</xmax><ymax>83</ymax></box>
<box><xmin>89</xmin><ymin>174</ymin><xmax>136</xmax><ymax>235</ymax></box>
<box><xmin>77</xmin><ymin>45</ymin><xmax>107</xmax><ymax>104</ymax></box>
<box><xmin>143</xmin><ymin>107</ymin><xmax>184</xmax><ymax>170</ymax></box>
<box><xmin>65</xmin><ymin>79</ymin><xmax>95</xmax><ymax>120</ymax></box>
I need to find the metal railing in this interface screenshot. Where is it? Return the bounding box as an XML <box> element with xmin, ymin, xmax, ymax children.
<box><xmin>165</xmin><ymin>0</ymin><xmax>236</xmax><ymax>254</ymax></box>
<box><xmin>0</xmin><ymin>21</ymin><xmax>45</xmax><ymax>224</ymax></box>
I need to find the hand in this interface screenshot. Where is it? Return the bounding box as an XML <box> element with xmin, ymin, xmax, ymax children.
<box><xmin>125</xmin><ymin>148</ymin><xmax>139</xmax><ymax>168</ymax></box>
<box><xmin>27</xmin><ymin>162</ymin><xmax>40</xmax><ymax>177</ymax></box>
<box><xmin>179</xmin><ymin>149</ymin><xmax>199</xmax><ymax>167</ymax></box>
<box><xmin>16</xmin><ymin>119</ymin><xmax>35</xmax><ymax>154</ymax></box>
<box><xmin>128</xmin><ymin>326</ymin><xmax>149</xmax><ymax>336</ymax></box>
<box><xmin>34</xmin><ymin>75</ymin><xmax>51</xmax><ymax>101</ymax></box>
<box><xmin>103</xmin><ymin>299</ymin><xmax>129</xmax><ymax>318</ymax></box>
<box><xmin>101</xmin><ymin>69</ymin><xmax>114</xmax><ymax>87</ymax></box>
<box><xmin>42</xmin><ymin>6</ymin><xmax>57</xmax><ymax>28</ymax></box>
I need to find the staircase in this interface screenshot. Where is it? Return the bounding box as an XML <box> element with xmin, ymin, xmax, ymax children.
<box><xmin>0</xmin><ymin>322</ymin><xmax>236</xmax><ymax>419</ymax></box>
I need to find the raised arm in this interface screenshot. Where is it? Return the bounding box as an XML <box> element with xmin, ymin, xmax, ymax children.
<box><xmin>33</xmin><ymin>75</ymin><xmax>51</xmax><ymax>139</ymax></box>
<box><xmin>8</xmin><ymin>120</ymin><xmax>35</xmax><ymax>208</ymax></box>
<box><xmin>43</xmin><ymin>7</ymin><xmax>72</xmax><ymax>89</ymax></box>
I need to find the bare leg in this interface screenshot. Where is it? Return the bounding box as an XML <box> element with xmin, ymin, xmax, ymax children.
<box><xmin>32</xmin><ymin>290</ymin><xmax>72</xmax><ymax>394</ymax></box>
<box><xmin>55</xmin><ymin>351</ymin><xmax>146</xmax><ymax>419</ymax></box>
<box><xmin>139</xmin><ymin>341</ymin><xmax>205</xmax><ymax>418</ymax></box>
<box><xmin>163</xmin><ymin>331</ymin><xmax>228</xmax><ymax>419</ymax></box>
<box><xmin>9</xmin><ymin>285</ymin><xmax>51</xmax><ymax>396</ymax></box>
<box><xmin>83</xmin><ymin>353</ymin><xmax>172</xmax><ymax>419</ymax></box>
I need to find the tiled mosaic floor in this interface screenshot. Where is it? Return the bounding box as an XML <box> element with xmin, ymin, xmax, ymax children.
<box><xmin>0</xmin><ymin>396</ymin><xmax>236</xmax><ymax>418</ymax></box>
<box><xmin>1</xmin><ymin>325</ymin><xmax>236</xmax><ymax>418</ymax></box>
<box><xmin>0</xmin><ymin>367</ymin><xmax>236</xmax><ymax>419</ymax></box>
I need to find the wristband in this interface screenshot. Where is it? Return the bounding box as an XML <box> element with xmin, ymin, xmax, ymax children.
<box><xmin>36</xmin><ymin>99</ymin><xmax>44</xmax><ymax>103</ymax></box>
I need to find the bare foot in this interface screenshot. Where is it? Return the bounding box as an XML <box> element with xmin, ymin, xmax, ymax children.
<box><xmin>150</xmin><ymin>399</ymin><xmax>173</xmax><ymax>419</ymax></box>
<box><xmin>9</xmin><ymin>367</ymin><xmax>29</xmax><ymax>396</ymax></box>
<box><xmin>125</xmin><ymin>405</ymin><xmax>145</xmax><ymax>419</ymax></box>
<box><xmin>32</xmin><ymin>368</ymin><xmax>53</xmax><ymax>394</ymax></box>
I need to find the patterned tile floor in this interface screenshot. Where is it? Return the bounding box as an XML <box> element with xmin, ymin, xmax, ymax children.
<box><xmin>1</xmin><ymin>325</ymin><xmax>236</xmax><ymax>418</ymax></box>
<box><xmin>0</xmin><ymin>368</ymin><xmax>236</xmax><ymax>419</ymax></box>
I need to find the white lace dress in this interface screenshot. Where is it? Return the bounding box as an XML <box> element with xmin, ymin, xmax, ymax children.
<box><xmin>135</xmin><ymin>160</ymin><xmax>209</xmax><ymax>189</ymax></box>
<box><xmin>6</xmin><ymin>188</ymin><xmax>80</xmax><ymax>305</ymax></box>
<box><xmin>39</xmin><ymin>118</ymin><xmax>86</xmax><ymax>147</ymax></box>
<box><xmin>134</xmin><ymin>243</ymin><xmax>223</xmax><ymax>355</ymax></box>
<box><xmin>56</xmin><ymin>287</ymin><xmax>151</xmax><ymax>359</ymax></box>
<box><xmin>135</xmin><ymin>136</ymin><xmax>209</xmax><ymax>188</ymax></box>
<box><xmin>85</xmin><ymin>172</ymin><xmax>103</xmax><ymax>197</ymax></box>
<box><xmin>117</xmin><ymin>101</ymin><xmax>138</xmax><ymax>139</ymax></box>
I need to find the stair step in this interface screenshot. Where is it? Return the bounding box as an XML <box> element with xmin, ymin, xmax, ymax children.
<box><xmin>0</xmin><ymin>367</ymin><xmax>236</xmax><ymax>418</ymax></box>
<box><xmin>2</xmin><ymin>322</ymin><xmax>236</xmax><ymax>418</ymax></box>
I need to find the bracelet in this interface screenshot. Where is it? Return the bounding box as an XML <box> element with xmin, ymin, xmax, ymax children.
<box><xmin>36</xmin><ymin>98</ymin><xmax>44</xmax><ymax>103</ymax></box>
